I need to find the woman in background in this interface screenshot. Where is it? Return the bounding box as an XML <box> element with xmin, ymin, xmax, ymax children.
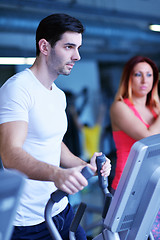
<box><xmin>110</xmin><ymin>55</ymin><xmax>160</xmax><ymax>239</ymax></box>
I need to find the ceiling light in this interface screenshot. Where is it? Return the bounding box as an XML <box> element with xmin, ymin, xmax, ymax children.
<box><xmin>149</xmin><ymin>24</ymin><xmax>160</xmax><ymax>32</ymax></box>
<box><xmin>0</xmin><ymin>57</ymin><xmax>35</xmax><ymax>65</ymax></box>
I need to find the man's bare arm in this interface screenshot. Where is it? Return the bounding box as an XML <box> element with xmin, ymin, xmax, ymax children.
<box><xmin>60</xmin><ymin>142</ymin><xmax>111</xmax><ymax>178</ymax></box>
<box><xmin>0</xmin><ymin>121</ymin><xmax>61</xmax><ymax>181</ymax></box>
<box><xmin>60</xmin><ymin>142</ymin><xmax>87</xmax><ymax>168</ymax></box>
<box><xmin>0</xmin><ymin>121</ymin><xmax>88</xmax><ymax>194</ymax></box>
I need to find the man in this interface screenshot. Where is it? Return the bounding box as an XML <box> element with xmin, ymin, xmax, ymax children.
<box><xmin>0</xmin><ymin>13</ymin><xmax>111</xmax><ymax>240</ymax></box>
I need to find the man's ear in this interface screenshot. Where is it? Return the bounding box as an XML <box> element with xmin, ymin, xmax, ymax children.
<box><xmin>38</xmin><ymin>39</ymin><xmax>49</xmax><ymax>56</ymax></box>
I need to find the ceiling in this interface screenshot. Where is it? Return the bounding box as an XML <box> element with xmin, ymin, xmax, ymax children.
<box><xmin>1</xmin><ymin>0</ymin><xmax>160</xmax><ymax>65</ymax></box>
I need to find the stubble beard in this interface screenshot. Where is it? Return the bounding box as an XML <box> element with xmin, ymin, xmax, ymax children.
<box><xmin>58</xmin><ymin>65</ymin><xmax>72</xmax><ymax>76</ymax></box>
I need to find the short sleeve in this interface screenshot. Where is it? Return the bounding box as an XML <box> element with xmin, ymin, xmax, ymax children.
<box><xmin>0</xmin><ymin>79</ymin><xmax>33</xmax><ymax>124</ymax></box>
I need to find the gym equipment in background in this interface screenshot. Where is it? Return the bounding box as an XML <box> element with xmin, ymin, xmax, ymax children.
<box><xmin>0</xmin><ymin>169</ymin><xmax>26</xmax><ymax>240</ymax></box>
<box><xmin>94</xmin><ymin>134</ymin><xmax>160</xmax><ymax>240</ymax></box>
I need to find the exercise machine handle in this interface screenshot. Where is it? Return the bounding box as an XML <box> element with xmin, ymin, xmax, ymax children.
<box><xmin>96</xmin><ymin>154</ymin><xmax>108</xmax><ymax>195</ymax></box>
<box><xmin>96</xmin><ymin>154</ymin><xmax>113</xmax><ymax>219</ymax></box>
<box><xmin>45</xmin><ymin>166</ymin><xmax>94</xmax><ymax>240</ymax></box>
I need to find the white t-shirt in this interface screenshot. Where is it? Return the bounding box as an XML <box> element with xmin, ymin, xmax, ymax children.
<box><xmin>0</xmin><ymin>68</ymin><xmax>68</xmax><ymax>226</ymax></box>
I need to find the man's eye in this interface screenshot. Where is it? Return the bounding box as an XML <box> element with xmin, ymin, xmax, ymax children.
<box><xmin>65</xmin><ymin>46</ymin><xmax>72</xmax><ymax>49</ymax></box>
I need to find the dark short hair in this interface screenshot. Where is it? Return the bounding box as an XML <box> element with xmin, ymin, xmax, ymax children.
<box><xmin>36</xmin><ymin>13</ymin><xmax>84</xmax><ymax>56</ymax></box>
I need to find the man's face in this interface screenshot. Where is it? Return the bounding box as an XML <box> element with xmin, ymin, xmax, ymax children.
<box><xmin>47</xmin><ymin>31</ymin><xmax>82</xmax><ymax>76</ymax></box>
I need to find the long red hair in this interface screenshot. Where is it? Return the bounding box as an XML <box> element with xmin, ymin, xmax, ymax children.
<box><xmin>115</xmin><ymin>56</ymin><xmax>160</xmax><ymax>109</ymax></box>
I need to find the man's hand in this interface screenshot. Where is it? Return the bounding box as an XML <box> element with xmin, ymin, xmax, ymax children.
<box><xmin>54</xmin><ymin>165</ymin><xmax>88</xmax><ymax>195</ymax></box>
<box><xmin>89</xmin><ymin>152</ymin><xmax>111</xmax><ymax>177</ymax></box>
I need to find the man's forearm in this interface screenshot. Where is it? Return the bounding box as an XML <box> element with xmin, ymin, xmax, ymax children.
<box><xmin>1</xmin><ymin>146</ymin><xmax>59</xmax><ymax>182</ymax></box>
<box><xmin>60</xmin><ymin>142</ymin><xmax>87</xmax><ymax>168</ymax></box>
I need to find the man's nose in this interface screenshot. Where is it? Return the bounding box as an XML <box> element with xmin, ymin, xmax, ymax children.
<box><xmin>72</xmin><ymin>49</ymin><xmax>81</xmax><ymax>61</ymax></box>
